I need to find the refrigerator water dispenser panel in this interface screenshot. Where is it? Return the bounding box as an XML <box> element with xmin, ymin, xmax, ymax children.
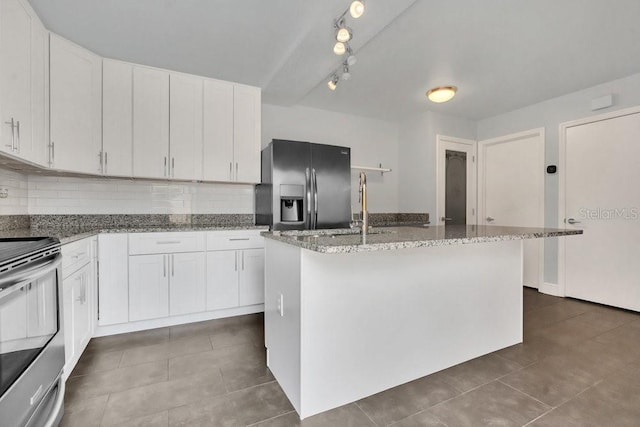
<box><xmin>280</xmin><ymin>184</ymin><xmax>304</xmax><ymax>222</ymax></box>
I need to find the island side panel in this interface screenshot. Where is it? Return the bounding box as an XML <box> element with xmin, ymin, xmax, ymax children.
<box><xmin>299</xmin><ymin>239</ymin><xmax>523</xmax><ymax>418</ymax></box>
<box><xmin>264</xmin><ymin>239</ymin><xmax>303</xmax><ymax>413</ymax></box>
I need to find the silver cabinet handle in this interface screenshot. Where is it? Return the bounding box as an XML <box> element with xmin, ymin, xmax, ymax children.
<box><xmin>229</xmin><ymin>238</ymin><xmax>250</xmax><ymax>241</ymax></box>
<box><xmin>50</xmin><ymin>141</ymin><xmax>55</xmax><ymax>166</ymax></box>
<box><xmin>486</xmin><ymin>217</ymin><xmax>495</xmax><ymax>222</ymax></box>
<box><xmin>305</xmin><ymin>168</ymin><xmax>312</xmax><ymax>229</ymax></box>
<box><xmin>235</xmin><ymin>162</ymin><xmax>239</xmax><ymax>181</ymax></box>
<box><xmin>163</xmin><ymin>254</ymin><xmax>167</xmax><ymax>277</ymax></box>
<box><xmin>5</xmin><ymin>118</ymin><xmax>15</xmax><ymax>150</ymax></box>
<box><xmin>99</xmin><ymin>151</ymin><xmax>103</xmax><ymax>173</ymax></box>
<box><xmin>229</xmin><ymin>162</ymin><xmax>233</xmax><ymax>180</ymax></box>
<box><xmin>171</xmin><ymin>254</ymin><xmax>174</xmax><ymax>277</ymax></box>
<box><xmin>441</xmin><ymin>217</ymin><xmax>453</xmax><ymax>221</ymax></box>
<box><xmin>156</xmin><ymin>240</ymin><xmax>181</xmax><ymax>245</ymax></box>
<box><xmin>242</xmin><ymin>251</ymin><xmax>245</xmax><ymax>270</ymax></box>
<box><xmin>15</xmin><ymin>120</ymin><xmax>20</xmax><ymax>153</ymax></box>
<box><xmin>567</xmin><ymin>218</ymin><xmax>581</xmax><ymax>225</ymax></box>
<box><xmin>312</xmin><ymin>168</ymin><xmax>318</xmax><ymax>229</ymax></box>
<box><xmin>172</xmin><ymin>158</ymin><xmax>175</xmax><ymax>177</ymax></box>
<box><xmin>234</xmin><ymin>251</ymin><xmax>238</xmax><ymax>271</ymax></box>
<box><xmin>105</xmin><ymin>151</ymin><xmax>108</xmax><ymax>174</ymax></box>
<box><xmin>164</xmin><ymin>157</ymin><xmax>168</xmax><ymax>177</ymax></box>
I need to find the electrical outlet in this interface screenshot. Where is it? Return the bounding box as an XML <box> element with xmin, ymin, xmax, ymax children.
<box><xmin>0</xmin><ymin>188</ymin><xmax>8</xmax><ymax>199</ymax></box>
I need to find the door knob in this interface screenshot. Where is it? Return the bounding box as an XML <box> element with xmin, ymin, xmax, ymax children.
<box><xmin>441</xmin><ymin>217</ymin><xmax>453</xmax><ymax>221</ymax></box>
<box><xmin>566</xmin><ymin>218</ymin><xmax>581</xmax><ymax>224</ymax></box>
<box><xmin>486</xmin><ymin>217</ymin><xmax>495</xmax><ymax>222</ymax></box>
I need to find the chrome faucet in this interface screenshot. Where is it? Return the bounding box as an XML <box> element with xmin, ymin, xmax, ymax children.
<box><xmin>359</xmin><ymin>172</ymin><xmax>368</xmax><ymax>239</ymax></box>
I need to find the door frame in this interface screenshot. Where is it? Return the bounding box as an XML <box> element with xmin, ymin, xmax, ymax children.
<box><xmin>436</xmin><ymin>135</ymin><xmax>477</xmax><ymax>225</ymax></box>
<box><xmin>478</xmin><ymin>128</ymin><xmax>545</xmax><ymax>289</ymax></box>
<box><xmin>558</xmin><ymin>105</ymin><xmax>640</xmax><ymax>297</ymax></box>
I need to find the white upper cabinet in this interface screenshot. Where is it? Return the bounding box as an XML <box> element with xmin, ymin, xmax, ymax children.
<box><xmin>50</xmin><ymin>34</ymin><xmax>102</xmax><ymax>174</ymax></box>
<box><xmin>102</xmin><ymin>59</ymin><xmax>133</xmax><ymax>177</ymax></box>
<box><xmin>0</xmin><ymin>0</ymin><xmax>48</xmax><ymax>163</ymax></box>
<box><xmin>203</xmin><ymin>82</ymin><xmax>261</xmax><ymax>183</ymax></box>
<box><xmin>169</xmin><ymin>73</ymin><xmax>203</xmax><ymax>180</ymax></box>
<box><xmin>132</xmin><ymin>66</ymin><xmax>169</xmax><ymax>179</ymax></box>
<box><xmin>233</xmin><ymin>84</ymin><xmax>261</xmax><ymax>183</ymax></box>
<box><xmin>203</xmin><ymin>79</ymin><xmax>234</xmax><ymax>182</ymax></box>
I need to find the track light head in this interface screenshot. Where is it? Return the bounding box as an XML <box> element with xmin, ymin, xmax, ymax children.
<box><xmin>333</xmin><ymin>41</ymin><xmax>346</xmax><ymax>55</ymax></box>
<box><xmin>336</xmin><ymin>26</ymin><xmax>352</xmax><ymax>43</ymax></box>
<box><xmin>342</xmin><ymin>63</ymin><xmax>351</xmax><ymax>80</ymax></box>
<box><xmin>328</xmin><ymin>74</ymin><xmax>339</xmax><ymax>90</ymax></box>
<box><xmin>350</xmin><ymin>1</ymin><xmax>365</xmax><ymax>18</ymax></box>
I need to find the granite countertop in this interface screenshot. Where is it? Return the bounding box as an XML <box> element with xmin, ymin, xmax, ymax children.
<box><xmin>261</xmin><ymin>225</ymin><xmax>583</xmax><ymax>254</ymax></box>
<box><xmin>0</xmin><ymin>224</ymin><xmax>268</xmax><ymax>245</ymax></box>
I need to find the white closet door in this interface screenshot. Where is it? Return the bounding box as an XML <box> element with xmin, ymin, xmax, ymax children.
<box><xmin>564</xmin><ymin>112</ymin><xmax>640</xmax><ymax>310</ymax></box>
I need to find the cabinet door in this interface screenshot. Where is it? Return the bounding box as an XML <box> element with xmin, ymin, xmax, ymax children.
<box><xmin>132</xmin><ymin>66</ymin><xmax>169</xmax><ymax>179</ymax></box>
<box><xmin>98</xmin><ymin>234</ymin><xmax>129</xmax><ymax>326</ymax></box>
<box><xmin>170</xmin><ymin>73</ymin><xmax>203</xmax><ymax>180</ymax></box>
<box><xmin>238</xmin><ymin>249</ymin><xmax>265</xmax><ymax>306</ymax></box>
<box><xmin>102</xmin><ymin>59</ymin><xmax>133</xmax><ymax>177</ymax></box>
<box><xmin>206</xmin><ymin>250</ymin><xmax>239</xmax><ymax>310</ymax></box>
<box><xmin>129</xmin><ymin>254</ymin><xmax>169</xmax><ymax>321</ymax></box>
<box><xmin>0</xmin><ymin>0</ymin><xmax>32</xmax><ymax>157</ymax></box>
<box><xmin>63</xmin><ymin>264</ymin><xmax>91</xmax><ymax>368</ymax></box>
<box><xmin>169</xmin><ymin>252</ymin><xmax>206</xmax><ymax>316</ymax></box>
<box><xmin>203</xmin><ymin>79</ymin><xmax>234</xmax><ymax>182</ymax></box>
<box><xmin>233</xmin><ymin>85</ymin><xmax>261</xmax><ymax>183</ymax></box>
<box><xmin>30</xmin><ymin>19</ymin><xmax>48</xmax><ymax>166</ymax></box>
<box><xmin>50</xmin><ymin>34</ymin><xmax>102</xmax><ymax>174</ymax></box>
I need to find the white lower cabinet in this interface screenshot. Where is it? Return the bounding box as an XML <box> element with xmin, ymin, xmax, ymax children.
<box><xmin>238</xmin><ymin>248</ymin><xmax>265</xmax><ymax>306</ymax></box>
<box><xmin>62</xmin><ymin>236</ymin><xmax>96</xmax><ymax>377</ymax></box>
<box><xmin>169</xmin><ymin>252</ymin><xmax>206</xmax><ymax>316</ymax></box>
<box><xmin>128</xmin><ymin>254</ymin><xmax>170</xmax><ymax>322</ymax></box>
<box><xmin>97</xmin><ymin>234</ymin><xmax>129</xmax><ymax>326</ymax></box>
<box><xmin>206</xmin><ymin>250</ymin><xmax>239</xmax><ymax>310</ymax></box>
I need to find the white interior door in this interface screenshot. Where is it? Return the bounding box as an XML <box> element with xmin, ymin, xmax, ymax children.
<box><xmin>561</xmin><ymin>110</ymin><xmax>640</xmax><ymax>311</ymax></box>
<box><xmin>436</xmin><ymin>135</ymin><xmax>477</xmax><ymax>225</ymax></box>
<box><xmin>479</xmin><ymin>129</ymin><xmax>544</xmax><ymax>288</ymax></box>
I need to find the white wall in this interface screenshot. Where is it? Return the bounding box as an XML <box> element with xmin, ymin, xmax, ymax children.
<box><xmin>262</xmin><ymin>104</ymin><xmax>400</xmax><ymax>215</ymax></box>
<box><xmin>398</xmin><ymin>111</ymin><xmax>477</xmax><ymax>214</ymax></box>
<box><xmin>0</xmin><ymin>168</ymin><xmax>29</xmax><ymax>215</ymax></box>
<box><xmin>477</xmin><ymin>72</ymin><xmax>640</xmax><ymax>284</ymax></box>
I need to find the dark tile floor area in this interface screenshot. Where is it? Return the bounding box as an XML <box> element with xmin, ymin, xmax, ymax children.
<box><xmin>62</xmin><ymin>288</ymin><xmax>640</xmax><ymax>426</ymax></box>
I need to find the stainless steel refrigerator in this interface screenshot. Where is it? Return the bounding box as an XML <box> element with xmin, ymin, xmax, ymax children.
<box><xmin>255</xmin><ymin>139</ymin><xmax>351</xmax><ymax>230</ymax></box>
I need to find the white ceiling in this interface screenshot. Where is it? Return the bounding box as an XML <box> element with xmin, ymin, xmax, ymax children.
<box><xmin>28</xmin><ymin>0</ymin><xmax>640</xmax><ymax>121</ymax></box>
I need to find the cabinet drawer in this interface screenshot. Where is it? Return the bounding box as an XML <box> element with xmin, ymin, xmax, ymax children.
<box><xmin>62</xmin><ymin>237</ymin><xmax>92</xmax><ymax>278</ymax></box>
<box><xmin>129</xmin><ymin>232</ymin><xmax>205</xmax><ymax>255</ymax></box>
<box><xmin>206</xmin><ymin>230</ymin><xmax>264</xmax><ymax>251</ymax></box>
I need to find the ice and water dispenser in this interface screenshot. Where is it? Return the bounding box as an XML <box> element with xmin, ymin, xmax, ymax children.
<box><xmin>280</xmin><ymin>184</ymin><xmax>304</xmax><ymax>223</ymax></box>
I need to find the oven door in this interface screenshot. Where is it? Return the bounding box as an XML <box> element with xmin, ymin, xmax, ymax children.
<box><xmin>0</xmin><ymin>253</ymin><xmax>64</xmax><ymax>427</ymax></box>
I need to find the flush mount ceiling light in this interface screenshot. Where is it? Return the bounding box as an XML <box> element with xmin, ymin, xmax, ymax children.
<box><xmin>349</xmin><ymin>1</ymin><xmax>365</xmax><ymax>18</ymax></box>
<box><xmin>426</xmin><ymin>86</ymin><xmax>458</xmax><ymax>103</ymax></box>
<box><xmin>333</xmin><ymin>41</ymin><xmax>346</xmax><ymax>55</ymax></box>
<box><xmin>327</xmin><ymin>74</ymin><xmax>339</xmax><ymax>91</ymax></box>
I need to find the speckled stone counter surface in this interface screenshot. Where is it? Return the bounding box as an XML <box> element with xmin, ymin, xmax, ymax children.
<box><xmin>0</xmin><ymin>214</ymin><xmax>265</xmax><ymax>244</ymax></box>
<box><xmin>262</xmin><ymin>225</ymin><xmax>582</xmax><ymax>254</ymax></box>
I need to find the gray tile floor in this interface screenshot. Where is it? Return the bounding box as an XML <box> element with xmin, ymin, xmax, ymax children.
<box><xmin>62</xmin><ymin>288</ymin><xmax>640</xmax><ymax>426</ymax></box>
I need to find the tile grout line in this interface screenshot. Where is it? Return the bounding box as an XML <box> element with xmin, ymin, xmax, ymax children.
<box><xmin>353</xmin><ymin>401</ymin><xmax>382</xmax><ymax>426</ymax></box>
<box><xmin>244</xmin><ymin>410</ymin><xmax>296</xmax><ymax>427</ymax></box>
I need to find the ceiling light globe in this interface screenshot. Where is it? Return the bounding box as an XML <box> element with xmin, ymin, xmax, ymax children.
<box><xmin>350</xmin><ymin>1</ymin><xmax>365</xmax><ymax>18</ymax></box>
<box><xmin>328</xmin><ymin>80</ymin><xmax>337</xmax><ymax>91</ymax></box>
<box><xmin>336</xmin><ymin>27</ymin><xmax>352</xmax><ymax>43</ymax></box>
<box><xmin>426</xmin><ymin>86</ymin><xmax>458</xmax><ymax>103</ymax></box>
<box><xmin>342</xmin><ymin>71</ymin><xmax>351</xmax><ymax>81</ymax></box>
<box><xmin>333</xmin><ymin>42</ymin><xmax>346</xmax><ymax>55</ymax></box>
<box><xmin>347</xmin><ymin>54</ymin><xmax>357</xmax><ymax>66</ymax></box>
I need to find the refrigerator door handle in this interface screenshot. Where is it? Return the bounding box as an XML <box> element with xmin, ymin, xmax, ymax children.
<box><xmin>306</xmin><ymin>167</ymin><xmax>312</xmax><ymax>229</ymax></box>
<box><xmin>312</xmin><ymin>168</ymin><xmax>318</xmax><ymax>229</ymax></box>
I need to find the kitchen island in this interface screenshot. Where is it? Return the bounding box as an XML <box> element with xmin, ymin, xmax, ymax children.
<box><xmin>262</xmin><ymin>225</ymin><xmax>581</xmax><ymax>419</ymax></box>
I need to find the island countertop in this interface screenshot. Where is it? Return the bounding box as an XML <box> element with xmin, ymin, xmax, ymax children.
<box><xmin>261</xmin><ymin>224</ymin><xmax>582</xmax><ymax>253</ymax></box>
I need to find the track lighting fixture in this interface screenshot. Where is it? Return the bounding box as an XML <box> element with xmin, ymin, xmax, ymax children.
<box><xmin>328</xmin><ymin>74</ymin><xmax>339</xmax><ymax>91</ymax></box>
<box><xmin>327</xmin><ymin>1</ymin><xmax>366</xmax><ymax>90</ymax></box>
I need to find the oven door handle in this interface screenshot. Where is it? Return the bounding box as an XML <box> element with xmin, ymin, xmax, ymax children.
<box><xmin>0</xmin><ymin>254</ymin><xmax>62</xmax><ymax>299</ymax></box>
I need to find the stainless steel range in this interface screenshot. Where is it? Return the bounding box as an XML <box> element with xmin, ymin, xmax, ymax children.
<box><xmin>0</xmin><ymin>237</ymin><xmax>64</xmax><ymax>427</ymax></box>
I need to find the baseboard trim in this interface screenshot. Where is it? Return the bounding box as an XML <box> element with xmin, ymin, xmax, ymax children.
<box><xmin>539</xmin><ymin>282</ymin><xmax>563</xmax><ymax>297</ymax></box>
